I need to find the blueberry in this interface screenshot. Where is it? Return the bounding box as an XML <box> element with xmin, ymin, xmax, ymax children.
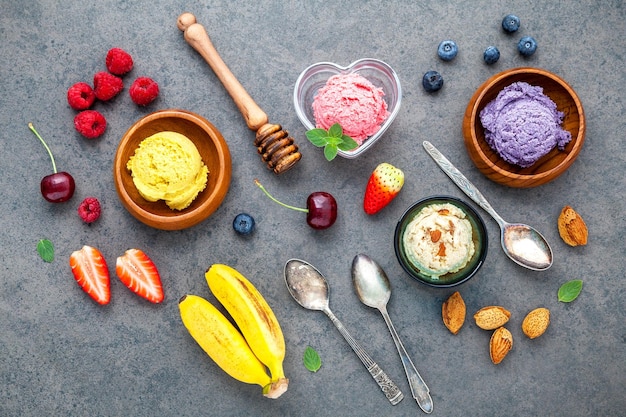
<box><xmin>422</xmin><ymin>70</ymin><xmax>444</xmax><ymax>92</ymax></box>
<box><xmin>233</xmin><ymin>213</ymin><xmax>255</xmax><ymax>235</ymax></box>
<box><xmin>483</xmin><ymin>46</ymin><xmax>500</xmax><ymax>64</ymax></box>
<box><xmin>517</xmin><ymin>36</ymin><xmax>537</xmax><ymax>56</ymax></box>
<box><xmin>437</xmin><ymin>40</ymin><xmax>458</xmax><ymax>61</ymax></box>
<box><xmin>502</xmin><ymin>14</ymin><xmax>520</xmax><ymax>33</ymax></box>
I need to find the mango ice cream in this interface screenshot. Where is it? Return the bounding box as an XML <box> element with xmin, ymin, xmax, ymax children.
<box><xmin>127</xmin><ymin>131</ymin><xmax>209</xmax><ymax>210</ymax></box>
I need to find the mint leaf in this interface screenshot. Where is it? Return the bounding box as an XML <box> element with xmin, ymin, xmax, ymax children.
<box><xmin>323</xmin><ymin>144</ymin><xmax>338</xmax><ymax>161</ymax></box>
<box><xmin>305</xmin><ymin>129</ymin><xmax>329</xmax><ymax>147</ymax></box>
<box><xmin>305</xmin><ymin>123</ymin><xmax>358</xmax><ymax>161</ymax></box>
<box><xmin>327</xmin><ymin>123</ymin><xmax>343</xmax><ymax>138</ymax></box>
<box><xmin>37</xmin><ymin>239</ymin><xmax>54</xmax><ymax>262</ymax></box>
<box><xmin>558</xmin><ymin>279</ymin><xmax>583</xmax><ymax>302</ymax></box>
<box><xmin>303</xmin><ymin>346</ymin><xmax>322</xmax><ymax>372</ymax></box>
<box><xmin>337</xmin><ymin>135</ymin><xmax>358</xmax><ymax>151</ymax></box>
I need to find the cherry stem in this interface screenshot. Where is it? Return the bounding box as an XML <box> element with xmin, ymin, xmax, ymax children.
<box><xmin>29</xmin><ymin>123</ymin><xmax>58</xmax><ymax>174</ymax></box>
<box><xmin>254</xmin><ymin>179</ymin><xmax>308</xmax><ymax>213</ymax></box>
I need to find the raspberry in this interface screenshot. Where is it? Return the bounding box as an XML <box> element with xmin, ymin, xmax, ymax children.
<box><xmin>129</xmin><ymin>77</ymin><xmax>159</xmax><ymax>106</ymax></box>
<box><xmin>93</xmin><ymin>71</ymin><xmax>123</xmax><ymax>101</ymax></box>
<box><xmin>67</xmin><ymin>82</ymin><xmax>96</xmax><ymax>110</ymax></box>
<box><xmin>74</xmin><ymin>110</ymin><xmax>107</xmax><ymax>138</ymax></box>
<box><xmin>105</xmin><ymin>47</ymin><xmax>134</xmax><ymax>76</ymax></box>
<box><xmin>78</xmin><ymin>197</ymin><xmax>101</xmax><ymax>223</ymax></box>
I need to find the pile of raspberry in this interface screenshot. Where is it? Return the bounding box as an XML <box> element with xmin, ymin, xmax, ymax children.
<box><xmin>67</xmin><ymin>47</ymin><xmax>160</xmax><ymax>138</ymax></box>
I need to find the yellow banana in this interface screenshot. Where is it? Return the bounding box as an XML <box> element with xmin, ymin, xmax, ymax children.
<box><xmin>179</xmin><ymin>294</ymin><xmax>286</xmax><ymax>398</ymax></box>
<box><xmin>205</xmin><ymin>264</ymin><xmax>288</xmax><ymax>394</ymax></box>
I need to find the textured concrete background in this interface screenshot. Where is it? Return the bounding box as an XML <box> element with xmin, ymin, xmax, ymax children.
<box><xmin>1</xmin><ymin>1</ymin><xmax>624</xmax><ymax>416</ymax></box>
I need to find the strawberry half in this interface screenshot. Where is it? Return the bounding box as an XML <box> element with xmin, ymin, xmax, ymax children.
<box><xmin>363</xmin><ymin>162</ymin><xmax>405</xmax><ymax>215</ymax></box>
<box><xmin>116</xmin><ymin>249</ymin><xmax>164</xmax><ymax>303</ymax></box>
<box><xmin>69</xmin><ymin>245</ymin><xmax>111</xmax><ymax>305</ymax></box>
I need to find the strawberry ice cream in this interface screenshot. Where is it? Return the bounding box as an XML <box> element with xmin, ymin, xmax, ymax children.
<box><xmin>312</xmin><ymin>73</ymin><xmax>389</xmax><ymax>144</ymax></box>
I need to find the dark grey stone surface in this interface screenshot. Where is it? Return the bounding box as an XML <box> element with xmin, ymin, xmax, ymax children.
<box><xmin>1</xmin><ymin>1</ymin><xmax>624</xmax><ymax>416</ymax></box>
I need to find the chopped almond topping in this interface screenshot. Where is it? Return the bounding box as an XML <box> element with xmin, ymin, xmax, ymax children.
<box><xmin>448</xmin><ymin>220</ymin><xmax>455</xmax><ymax>234</ymax></box>
<box><xmin>430</xmin><ymin>229</ymin><xmax>442</xmax><ymax>243</ymax></box>
<box><xmin>437</xmin><ymin>242</ymin><xmax>446</xmax><ymax>257</ymax></box>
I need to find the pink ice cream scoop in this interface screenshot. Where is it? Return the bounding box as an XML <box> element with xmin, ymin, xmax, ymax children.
<box><xmin>312</xmin><ymin>73</ymin><xmax>389</xmax><ymax>144</ymax></box>
<box><xmin>479</xmin><ymin>81</ymin><xmax>571</xmax><ymax>168</ymax></box>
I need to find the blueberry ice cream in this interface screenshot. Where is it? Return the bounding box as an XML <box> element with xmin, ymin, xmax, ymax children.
<box><xmin>479</xmin><ymin>81</ymin><xmax>571</xmax><ymax>168</ymax></box>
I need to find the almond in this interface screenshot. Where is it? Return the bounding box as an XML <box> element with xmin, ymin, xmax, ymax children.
<box><xmin>558</xmin><ymin>206</ymin><xmax>588</xmax><ymax>246</ymax></box>
<box><xmin>522</xmin><ymin>307</ymin><xmax>550</xmax><ymax>339</ymax></box>
<box><xmin>442</xmin><ymin>291</ymin><xmax>465</xmax><ymax>335</ymax></box>
<box><xmin>489</xmin><ymin>327</ymin><xmax>513</xmax><ymax>364</ymax></box>
<box><xmin>474</xmin><ymin>306</ymin><xmax>511</xmax><ymax>330</ymax></box>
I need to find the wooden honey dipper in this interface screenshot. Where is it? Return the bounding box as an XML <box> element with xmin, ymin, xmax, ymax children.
<box><xmin>177</xmin><ymin>12</ymin><xmax>302</xmax><ymax>175</ymax></box>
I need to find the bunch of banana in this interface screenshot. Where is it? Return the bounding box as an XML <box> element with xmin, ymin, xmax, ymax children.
<box><xmin>179</xmin><ymin>264</ymin><xmax>288</xmax><ymax>399</ymax></box>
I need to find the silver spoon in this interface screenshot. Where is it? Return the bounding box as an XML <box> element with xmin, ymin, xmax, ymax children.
<box><xmin>352</xmin><ymin>254</ymin><xmax>434</xmax><ymax>414</ymax></box>
<box><xmin>284</xmin><ymin>259</ymin><xmax>404</xmax><ymax>405</ymax></box>
<box><xmin>422</xmin><ymin>141</ymin><xmax>553</xmax><ymax>270</ymax></box>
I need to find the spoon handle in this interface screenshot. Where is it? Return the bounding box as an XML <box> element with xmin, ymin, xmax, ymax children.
<box><xmin>381</xmin><ymin>310</ymin><xmax>433</xmax><ymax>414</ymax></box>
<box><xmin>422</xmin><ymin>141</ymin><xmax>506</xmax><ymax>226</ymax></box>
<box><xmin>324</xmin><ymin>308</ymin><xmax>404</xmax><ymax>405</ymax></box>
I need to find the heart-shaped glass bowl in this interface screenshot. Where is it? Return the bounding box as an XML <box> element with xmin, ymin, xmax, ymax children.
<box><xmin>293</xmin><ymin>58</ymin><xmax>402</xmax><ymax>159</ymax></box>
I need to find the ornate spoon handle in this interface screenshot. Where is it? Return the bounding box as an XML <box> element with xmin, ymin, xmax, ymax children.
<box><xmin>422</xmin><ymin>141</ymin><xmax>506</xmax><ymax>226</ymax></box>
<box><xmin>324</xmin><ymin>308</ymin><xmax>404</xmax><ymax>405</ymax></box>
<box><xmin>381</xmin><ymin>309</ymin><xmax>433</xmax><ymax>413</ymax></box>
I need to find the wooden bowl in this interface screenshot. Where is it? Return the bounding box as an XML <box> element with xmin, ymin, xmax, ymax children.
<box><xmin>113</xmin><ymin>109</ymin><xmax>231</xmax><ymax>230</ymax></box>
<box><xmin>462</xmin><ymin>68</ymin><xmax>585</xmax><ymax>188</ymax></box>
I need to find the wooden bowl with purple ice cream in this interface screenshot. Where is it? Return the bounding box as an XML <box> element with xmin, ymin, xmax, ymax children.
<box><xmin>462</xmin><ymin>68</ymin><xmax>585</xmax><ymax>188</ymax></box>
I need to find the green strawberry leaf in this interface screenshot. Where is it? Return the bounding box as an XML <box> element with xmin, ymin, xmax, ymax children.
<box><xmin>37</xmin><ymin>239</ymin><xmax>54</xmax><ymax>263</ymax></box>
<box><xmin>303</xmin><ymin>346</ymin><xmax>322</xmax><ymax>372</ymax></box>
<box><xmin>305</xmin><ymin>123</ymin><xmax>358</xmax><ymax>161</ymax></box>
<box><xmin>558</xmin><ymin>279</ymin><xmax>583</xmax><ymax>302</ymax></box>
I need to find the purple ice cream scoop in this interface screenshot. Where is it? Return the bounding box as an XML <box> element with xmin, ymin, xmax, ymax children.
<box><xmin>479</xmin><ymin>82</ymin><xmax>571</xmax><ymax>168</ymax></box>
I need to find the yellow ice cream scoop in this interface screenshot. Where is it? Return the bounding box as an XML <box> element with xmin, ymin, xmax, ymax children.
<box><xmin>127</xmin><ymin>131</ymin><xmax>209</xmax><ymax>210</ymax></box>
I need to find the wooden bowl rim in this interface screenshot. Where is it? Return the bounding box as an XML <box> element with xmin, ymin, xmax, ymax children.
<box><xmin>464</xmin><ymin>67</ymin><xmax>585</xmax><ymax>186</ymax></box>
<box><xmin>113</xmin><ymin>109</ymin><xmax>232</xmax><ymax>230</ymax></box>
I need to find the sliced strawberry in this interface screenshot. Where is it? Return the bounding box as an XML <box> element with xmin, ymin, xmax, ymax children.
<box><xmin>116</xmin><ymin>249</ymin><xmax>164</xmax><ymax>303</ymax></box>
<box><xmin>363</xmin><ymin>162</ymin><xmax>405</xmax><ymax>215</ymax></box>
<box><xmin>69</xmin><ymin>245</ymin><xmax>111</xmax><ymax>305</ymax></box>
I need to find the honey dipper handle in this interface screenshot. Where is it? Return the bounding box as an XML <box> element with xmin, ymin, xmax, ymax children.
<box><xmin>178</xmin><ymin>13</ymin><xmax>268</xmax><ymax>131</ymax></box>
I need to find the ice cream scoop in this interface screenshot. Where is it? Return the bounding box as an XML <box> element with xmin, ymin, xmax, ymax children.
<box><xmin>178</xmin><ymin>13</ymin><xmax>301</xmax><ymax>175</ymax></box>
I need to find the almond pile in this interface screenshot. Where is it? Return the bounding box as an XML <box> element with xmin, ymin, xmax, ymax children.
<box><xmin>441</xmin><ymin>292</ymin><xmax>551</xmax><ymax>365</ymax></box>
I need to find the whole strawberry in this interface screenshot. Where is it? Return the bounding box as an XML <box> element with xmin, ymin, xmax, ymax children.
<box><xmin>363</xmin><ymin>162</ymin><xmax>404</xmax><ymax>215</ymax></box>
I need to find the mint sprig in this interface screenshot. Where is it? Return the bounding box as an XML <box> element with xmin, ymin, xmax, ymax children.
<box><xmin>305</xmin><ymin>123</ymin><xmax>358</xmax><ymax>161</ymax></box>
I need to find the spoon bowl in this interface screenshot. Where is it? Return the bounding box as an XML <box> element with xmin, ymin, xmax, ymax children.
<box><xmin>422</xmin><ymin>141</ymin><xmax>553</xmax><ymax>270</ymax></box>
<box><xmin>352</xmin><ymin>254</ymin><xmax>433</xmax><ymax>414</ymax></box>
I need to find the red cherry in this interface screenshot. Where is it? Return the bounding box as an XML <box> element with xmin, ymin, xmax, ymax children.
<box><xmin>29</xmin><ymin>123</ymin><xmax>75</xmax><ymax>203</ymax></box>
<box><xmin>41</xmin><ymin>172</ymin><xmax>76</xmax><ymax>203</ymax></box>
<box><xmin>306</xmin><ymin>192</ymin><xmax>337</xmax><ymax>229</ymax></box>
<box><xmin>255</xmin><ymin>179</ymin><xmax>337</xmax><ymax>230</ymax></box>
